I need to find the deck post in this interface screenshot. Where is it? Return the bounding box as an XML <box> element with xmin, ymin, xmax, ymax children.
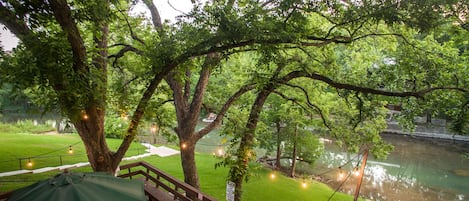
<box><xmin>353</xmin><ymin>149</ymin><xmax>369</xmax><ymax>201</ymax></box>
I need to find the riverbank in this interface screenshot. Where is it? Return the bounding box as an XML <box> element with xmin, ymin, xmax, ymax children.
<box><xmin>385</xmin><ymin>121</ymin><xmax>469</xmax><ymax>142</ymax></box>
<box><xmin>313</xmin><ymin>133</ymin><xmax>469</xmax><ymax>201</ymax></box>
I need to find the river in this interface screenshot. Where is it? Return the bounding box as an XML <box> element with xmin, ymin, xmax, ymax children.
<box><xmin>313</xmin><ymin>133</ymin><xmax>469</xmax><ymax>201</ymax></box>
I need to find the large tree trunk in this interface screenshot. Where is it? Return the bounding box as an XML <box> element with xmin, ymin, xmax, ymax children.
<box><xmin>48</xmin><ymin>0</ymin><xmax>119</xmax><ymax>173</ymax></box>
<box><xmin>2</xmin><ymin>0</ymin><xmax>176</xmax><ymax>176</ymax></box>
<box><xmin>232</xmin><ymin>89</ymin><xmax>271</xmax><ymax>201</ymax></box>
<box><xmin>74</xmin><ymin>106</ymin><xmax>116</xmax><ymax>172</ymax></box>
<box><xmin>180</xmin><ymin>140</ymin><xmax>200</xmax><ymax>196</ymax></box>
<box><xmin>230</xmin><ymin>69</ymin><xmax>305</xmax><ymax>201</ymax></box>
<box><xmin>166</xmin><ymin>54</ymin><xmax>220</xmax><ymax>188</ymax></box>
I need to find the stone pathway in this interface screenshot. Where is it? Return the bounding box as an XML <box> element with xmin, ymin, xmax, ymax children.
<box><xmin>0</xmin><ymin>143</ymin><xmax>179</xmax><ymax>178</ymax></box>
<box><xmin>141</xmin><ymin>143</ymin><xmax>180</xmax><ymax>157</ymax></box>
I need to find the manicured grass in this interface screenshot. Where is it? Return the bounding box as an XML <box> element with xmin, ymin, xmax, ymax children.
<box><xmin>123</xmin><ymin>154</ymin><xmax>355</xmax><ymax>201</ymax></box>
<box><xmin>0</xmin><ymin>132</ymin><xmax>146</xmax><ymax>172</ymax></box>
<box><xmin>0</xmin><ymin>130</ymin><xmax>356</xmax><ymax>201</ymax></box>
<box><xmin>0</xmin><ymin>130</ymin><xmax>145</xmax><ymax>192</ymax></box>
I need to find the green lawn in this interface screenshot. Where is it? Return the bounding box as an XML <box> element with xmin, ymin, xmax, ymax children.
<box><xmin>130</xmin><ymin>154</ymin><xmax>354</xmax><ymax>201</ymax></box>
<box><xmin>0</xmin><ymin>132</ymin><xmax>146</xmax><ymax>172</ymax></box>
<box><xmin>0</xmin><ymin>128</ymin><xmax>146</xmax><ymax>192</ymax></box>
<box><xmin>0</xmin><ymin>129</ymin><xmax>356</xmax><ymax>201</ymax></box>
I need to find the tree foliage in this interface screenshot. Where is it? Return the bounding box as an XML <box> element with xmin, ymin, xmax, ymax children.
<box><xmin>0</xmin><ymin>1</ymin><xmax>468</xmax><ymax>201</ymax></box>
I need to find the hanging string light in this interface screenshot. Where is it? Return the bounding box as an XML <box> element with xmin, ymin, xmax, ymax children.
<box><xmin>337</xmin><ymin>167</ymin><xmax>345</xmax><ymax>181</ymax></box>
<box><xmin>353</xmin><ymin>166</ymin><xmax>360</xmax><ymax>177</ymax></box>
<box><xmin>181</xmin><ymin>143</ymin><xmax>187</xmax><ymax>149</ymax></box>
<box><xmin>27</xmin><ymin>158</ymin><xmax>33</xmax><ymax>167</ymax></box>
<box><xmin>217</xmin><ymin>148</ymin><xmax>224</xmax><ymax>156</ymax></box>
<box><xmin>68</xmin><ymin>146</ymin><xmax>73</xmax><ymax>154</ymax></box>
<box><xmin>121</xmin><ymin>113</ymin><xmax>129</xmax><ymax>121</ymax></box>
<box><xmin>150</xmin><ymin>123</ymin><xmax>157</xmax><ymax>133</ymax></box>
<box><xmin>80</xmin><ymin>109</ymin><xmax>89</xmax><ymax>120</ymax></box>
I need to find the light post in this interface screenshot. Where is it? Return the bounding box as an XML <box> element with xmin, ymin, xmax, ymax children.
<box><xmin>353</xmin><ymin>149</ymin><xmax>369</xmax><ymax>201</ymax></box>
<box><xmin>150</xmin><ymin>123</ymin><xmax>158</xmax><ymax>144</ymax></box>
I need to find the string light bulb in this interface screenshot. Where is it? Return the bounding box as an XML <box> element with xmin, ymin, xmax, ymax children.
<box><xmin>337</xmin><ymin>167</ymin><xmax>345</xmax><ymax>180</ymax></box>
<box><xmin>121</xmin><ymin>114</ymin><xmax>128</xmax><ymax>121</ymax></box>
<box><xmin>246</xmin><ymin>151</ymin><xmax>252</xmax><ymax>158</ymax></box>
<box><xmin>68</xmin><ymin>146</ymin><xmax>73</xmax><ymax>154</ymax></box>
<box><xmin>353</xmin><ymin>166</ymin><xmax>360</xmax><ymax>177</ymax></box>
<box><xmin>150</xmin><ymin>124</ymin><xmax>157</xmax><ymax>133</ymax></box>
<box><xmin>302</xmin><ymin>181</ymin><xmax>307</xmax><ymax>188</ymax></box>
<box><xmin>27</xmin><ymin>158</ymin><xmax>33</xmax><ymax>167</ymax></box>
<box><xmin>181</xmin><ymin>143</ymin><xmax>187</xmax><ymax>149</ymax></box>
<box><xmin>83</xmin><ymin>114</ymin><xmax>89</xmax><ymax>120</ymax></box>
<box><xmin>217</xmin><ymin>148</ymin><xmax>223</xmax><ymax>156</ymax></box>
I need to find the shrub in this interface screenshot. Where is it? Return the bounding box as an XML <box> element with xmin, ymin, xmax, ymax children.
<box><xmin>104</xmin><ymin>116</ymin><xmax>129</xmax><ymax>139</ymax></box>
<box><xmin>0</xmin><ymin>120</ymin><xmax>56</xmax><ymax>134</ymax></box>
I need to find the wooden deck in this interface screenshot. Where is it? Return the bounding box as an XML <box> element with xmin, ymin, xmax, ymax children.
<box><xmin>0</xmin><ymin>161</ymin><xmax>217</xmax><ymax>201</ymax></box>
<box><xmin>118</xmin><ymin>161</ymin><xmax>217</xmax><ymax>201</ymax></box>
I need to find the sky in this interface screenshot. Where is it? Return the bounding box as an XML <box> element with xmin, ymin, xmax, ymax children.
<box><xmin>0</xmin><ymin>0</ymin><xmax>193</xmax><ymax>51</ymax></box>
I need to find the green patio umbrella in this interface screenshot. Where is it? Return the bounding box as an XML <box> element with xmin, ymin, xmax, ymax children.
<box><xmin>7</xmin><ymin>172</ymin><xmax>147</xmax><ymax>201</ymax></box>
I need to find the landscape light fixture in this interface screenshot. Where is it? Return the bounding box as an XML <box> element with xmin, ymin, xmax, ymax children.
<box><xmin>337</xmin><ymin>167</ymin><xmax>345</xmax><ymax>180</ymax></box>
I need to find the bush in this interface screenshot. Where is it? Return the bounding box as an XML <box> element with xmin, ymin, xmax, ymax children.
<box><xmin>104</xmin><ymin>116</ymin><xmax>129</xmax><ymax>139</ymax></box>
<box><xmin>0</xmin><ymin>120</ymin><xmax>56</xmax><ymax>134</ymax></box>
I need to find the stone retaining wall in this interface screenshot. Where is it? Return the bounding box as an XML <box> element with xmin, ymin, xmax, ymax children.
<box><xmin>385</xmin><ymin>122</ymin><xmax>469</xmax><ymax>142</ymax></box>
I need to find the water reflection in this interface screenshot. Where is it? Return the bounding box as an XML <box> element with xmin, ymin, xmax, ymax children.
<box><xmin>313</xmin><ymin>134</ymin><xmax>469</xmax><ymax>201</ymax></box>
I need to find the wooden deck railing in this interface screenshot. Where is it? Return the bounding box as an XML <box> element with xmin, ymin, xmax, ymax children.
<box><xmin>0</xmin><ymin>191</ymin><xmax>13</xmax><ymax>201</ymax></box>
<box><xmin>118</xmin><ymin>161</ymin><xmax>217</xmax><ymax>201</ymax></box>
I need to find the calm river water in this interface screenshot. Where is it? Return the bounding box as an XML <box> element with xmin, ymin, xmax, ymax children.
<box><xmin>313</xmin><ymin>134</ymin><xmax>469</xmax><ymax>201</ymax></box>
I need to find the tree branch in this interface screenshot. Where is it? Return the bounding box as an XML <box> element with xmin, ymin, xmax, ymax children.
<box><xmin>108</xmin><ymin>43</ymin><xmax>144</xmax><ymax>66</ymax></box>
<box><xmin>116</xmin><ymin>68</ymin><xmax>170</xmax><ymax>158</ymax></box>
<box><xmin>305</xmin><ymin>72</ymin><xmax>468</xmax><ymax>98</ymax></box>
<box><xmin>116</xmin><ymin>76</ymin><xmax>140</xmax><ymax>92</ymax></box>
<box><xmin>48</xmin><ymin>0</ymin><xmax>87</xmax><ymax>72</ymax></box>
<box><xmin>189</xmin><ymin>55</ymin><xmax>217</xmax><ymax>117</ymax></box>
<box><xmin>277</xmin><ymin>83</ymin><xmax>333</xmax><ymax>131</ymax></box>
<box><xmin>353</xmin><ymin>91</ymin><xmax>364</xmax><ymax>130</ymax></box>
<box><xmin>0</xmin><ymin>3</ymin><xmax>31</xmax><ymax>41</ymax></box>
<box><xmin>195</xmin><ymin>83</ymin><xmax>257</xmax><ymax>140</ymax></box>
<box><xmin>143</xmin><ymin>0</ymin><xmax>163</xmax><ymax>31</ymax></box>
<box><xmin>118</xmin><ymin>9</ymin><xmax>146</xmax><ymax>45</ymax></box>
<box><xmin>166</xmin><ymin>72</ymin><xmax>188</xmax><ymax>121</ymax></box>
